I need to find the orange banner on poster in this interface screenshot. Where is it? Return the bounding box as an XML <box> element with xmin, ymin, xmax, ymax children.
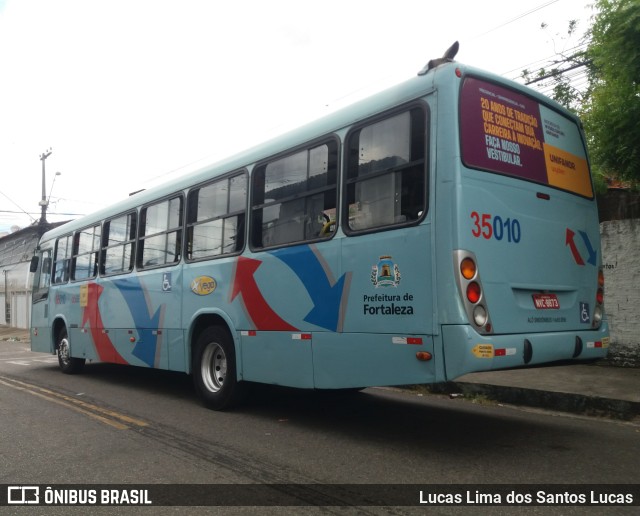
<box><xmin>543</xmin><ymin>143</ymin><xmax>593</xmax><ymax>198</ymax></box>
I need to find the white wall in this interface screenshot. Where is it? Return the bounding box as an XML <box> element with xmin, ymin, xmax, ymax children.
<box><xmin>601</xmin><ymin>219</ymin><xmax>640</xmax><ymax>366</ymax></box>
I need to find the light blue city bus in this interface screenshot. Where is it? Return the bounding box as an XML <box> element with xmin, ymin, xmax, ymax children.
<box><xmin>29</xmin><ymin>44</ymin><xmax>609</xmax><ymax>409</ymax></box>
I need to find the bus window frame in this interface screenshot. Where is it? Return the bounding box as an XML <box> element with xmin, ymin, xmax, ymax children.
<box><xmin>249</xmin><ymin>135</ymin><xmax>340</xmax><ymax>252</ymax></box>
<box><xmin>185</xmin><ymin>169</ymin><xmax>248</xmax><ymax>263</ymax></box>
<box><xmin>137</xmin><ymin>193</ymin><xmax>185</xmax><ymax>271</ymax></box>
<box><xmin>341</xmin><ymin>101</ymin><xmax>430</xmax><ymax>237</ymax></box>
<box><xmin>52</xmin><ymin>234</ymin><xmax>73</xmax><ymax>285</ymax></box>
<box><xmin>32</xmin><ymin>247</ymin><xmax>53</xmax><ymax>303</ymax></box>
<box><xmin>70</xmin><ymin>223</ymin><xmax>101</xmax><ymax>282</ymax></box>
<box><xmin>100</xmin><ymin>210</ymin><xmax>138</xmax><ymax>277</ymax></box>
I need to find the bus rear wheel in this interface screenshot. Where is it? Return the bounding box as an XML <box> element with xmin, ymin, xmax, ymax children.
<box><xmin>57</xmin><ymin>328</ymin><xmax>85</xmax><ymax>374</ymax></box>
<box><xmin>193</xmin><ymin>326</ymin><xmax>245</xmax><ymax>410</ymax></box>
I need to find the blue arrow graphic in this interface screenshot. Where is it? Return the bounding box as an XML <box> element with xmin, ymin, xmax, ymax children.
<box><xmin>270</xmin><ymin>245</ymin><xmax>349</xmax><ymax>332</ymax></box>
<box><xmin>113</xmin><ymin>278</ymin><xmax>163</xmax><ymax>366</ymax></box>
<box><xmin>578</xmin><ymin>230</ymin><xmax>597</xmax><ymax>266</ymax></box>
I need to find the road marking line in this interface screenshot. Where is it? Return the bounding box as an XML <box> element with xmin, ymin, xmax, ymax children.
<box><xmin>0</xmin><ymin>357</ymin><xmax>56</xmax><ymax>362</ymax></box>
<box><xmin>0</xmin><ymin>375</ymin><xmax>148</xmax><ymax>430</ymax></box>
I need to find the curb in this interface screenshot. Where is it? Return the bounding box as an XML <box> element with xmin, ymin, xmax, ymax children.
<box><xmin>428</xmin><ymin>382</ymin><xmax>640</xmax><ymax>421</ymax></box>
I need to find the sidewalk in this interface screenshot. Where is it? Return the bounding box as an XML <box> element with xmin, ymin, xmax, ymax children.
<box><xmin>447</xmin><ymin>363</ymin><xmax>640</xmax><ymax>421</ymax></box>
<box><xmin>2</xmin><ymin>325</ymin><xmax>638</xmax><ymax>420</ymax></box>
<box><xmin>0</xmin><ymin>326</ymin><xmax>30</xmax><ymax>341</ymax></box>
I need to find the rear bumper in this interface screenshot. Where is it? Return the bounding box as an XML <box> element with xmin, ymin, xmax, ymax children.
<box><xmin>442</xmin><ymin>322</ymin><xmax>610</xmax><ymax>381</ymax></box>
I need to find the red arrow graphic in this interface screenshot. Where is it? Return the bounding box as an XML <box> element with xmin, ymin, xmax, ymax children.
<box><xmin>565</xmin><ymin>229</ymin><xmax>585</xmax><ymax>266</ymax></box>
<box><xmin>230</xmin><ymin>257</ymin><xmax>298</xmax><ymax>331</ymax></box>
<box><xmin>81</xmin><ymin>283</ymin><xmax>128</xmax><ymax>364</ymax></box>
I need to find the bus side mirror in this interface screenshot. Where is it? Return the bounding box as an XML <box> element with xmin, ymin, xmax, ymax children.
<box><xmin>30</xmin><ymin>256</ymin><xmax>39</xmax><ymax>273</ymax></box>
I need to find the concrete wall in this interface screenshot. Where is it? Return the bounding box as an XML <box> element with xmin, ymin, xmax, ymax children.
<box><xmin>601</xmin><ymin>218</ymin><xmax>640</xmax><ymax>367</ymax></box>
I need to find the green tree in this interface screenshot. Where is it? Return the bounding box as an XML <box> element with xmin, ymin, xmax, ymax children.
<box><xmin>583</xmin><ymin>0</ymin><xmax>640</xmax><ymax>182</ymax></box>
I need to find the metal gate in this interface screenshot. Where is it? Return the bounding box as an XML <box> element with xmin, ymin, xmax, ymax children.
<box><xmin>9</xmin><ymin>291</ymin><xmax>30</xmax><ymax>329</ymax></box>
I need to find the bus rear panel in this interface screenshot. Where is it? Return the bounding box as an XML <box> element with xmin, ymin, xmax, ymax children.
<box><xmin>440</xmin><ymin>72</ymin><xmax>608</xmax><ymax>380</ymax></box>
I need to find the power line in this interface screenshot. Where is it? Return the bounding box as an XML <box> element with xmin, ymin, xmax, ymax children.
<box><xmin>0</xmin><ymin>209</ymin><xmax>86</xmax><ymax>216</ymax></box>
<box><xmin>471</xmin><ymin>0</ymin><xmax>561</xmax><ymax>40</ymax></box>
<box><xmin>524</xmin><ymin>60</ymin><xmax>590</xmax><ymax>85</ymax></box>
<box><xmin>0</xmin><ymin>190</ymin><xmax>36</xmax><ymax>223</ymax></box>
<box><xmin>503</xmin><ymin>42</ymin><xmax>589</xmax><ymax>78</ymax></box>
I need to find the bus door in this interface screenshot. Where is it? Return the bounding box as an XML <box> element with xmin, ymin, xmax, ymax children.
<box><xmin>30</xmin><ymin>247</ymin><xmax>53</xmax><ymax>353</ymax></box>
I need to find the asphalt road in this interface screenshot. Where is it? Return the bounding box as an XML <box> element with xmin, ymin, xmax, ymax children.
<box><xmin>1</xmin><ymin>339</ymin><xmax>639</xmax><ymax>515</ymax></box>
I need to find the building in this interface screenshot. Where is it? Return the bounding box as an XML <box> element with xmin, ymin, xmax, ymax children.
<box><xmin>0</xmin><ymin>222</ymin><xmax>67</xmax><ymax>329</ymax></box>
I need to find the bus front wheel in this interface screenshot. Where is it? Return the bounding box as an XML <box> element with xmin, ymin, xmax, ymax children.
<box><xmin>56</xmin><ymin>328</ymin><xmax>85</xmax><ymax>374</ymax></box>
<box><xmin>192</xmin><ymin>327</ymin><xmax>244</xmax><ymax>410</ymax></box>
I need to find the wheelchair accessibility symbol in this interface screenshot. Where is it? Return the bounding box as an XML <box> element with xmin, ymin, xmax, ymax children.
<box><xmin>580</xmin><ymin>302</ymin><xmax>590</xmax><ymax>324</ymax></box>
<box><xmin>162</xmin><ymin>273</ymin><xmax>172</xmax><ymax>292</ymax></box>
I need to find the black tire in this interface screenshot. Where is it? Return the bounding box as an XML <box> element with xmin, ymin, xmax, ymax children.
<box><xmin>192</xmin><ymin>326</ymin><xmax>245</xmax><ymax>410</ymax></box>
<box><xmin>56</xmin><ymin>328</ymin><xmax>85</xmax><ymax>374</ymax></box>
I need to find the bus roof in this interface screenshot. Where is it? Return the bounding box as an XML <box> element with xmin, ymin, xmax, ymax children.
<box><xmin>38</xmin><ymin>59</ymin><xmax>577</xmax><ymax>244</ymax></box>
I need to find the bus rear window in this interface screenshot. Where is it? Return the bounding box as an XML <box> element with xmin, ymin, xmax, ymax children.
<box><xmin>460</xmin><ymin>77</ymin><xmax>593</xmax><ymax>198</ymax></box>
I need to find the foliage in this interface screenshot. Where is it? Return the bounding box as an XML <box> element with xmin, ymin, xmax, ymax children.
<box><xmin>582</xmin><ymin>0</ymin><xmax>640</xmax><ymax>182</ymax></box>
<box><xmin>591</xmin><ymin>167</ymin><xmax>610</xmax><ymax>196</ymax></box>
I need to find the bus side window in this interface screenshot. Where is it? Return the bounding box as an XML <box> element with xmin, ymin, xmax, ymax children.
<box><xmin>138</xmin><ymin>196</ymin><xmax>183</xmax><ymax>269</ymax></box>
<box><xmin>71</xmin><ymin>224</ymin><xmax>101</xmax><ymax>281</ymax></box>
<box><xmin>186</xmin><ymin>171</ymin><xmax>247</xmax><ymax>261</ymax></box>
<box><xmin>251</xmin><ymin>140</ymin><xmax>338</xmax><ymax>249</ymax></box>
<box><xmin>102</xmin><ymin>212</ymin><xmax>137</xmax><ymax>276</ymax></box>
<box><xmin>32</xmin><ymin>250</ymin><xmax>52</xmax><ymax>302</ymax></box>
<box><xmin>53</xmin><ymin>235</ymin><xmax>72</xmax><ymax>284</ymax></box>
<box><xmin>41</xmin><ymin>256</ymin><xmax>51</xmax><ymax>280</ymax></box>
<box><xmin>346</xmin><ymin>106</ymin><xmax>427</xmax><ymax>232</ymax></box>
<box><xmin>54</xmin><ymin>259</ymin><xmax>69</xmax><ymax>284</ymax></box>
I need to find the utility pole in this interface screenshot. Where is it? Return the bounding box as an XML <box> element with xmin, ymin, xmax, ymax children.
<box><xmin>39</xmin><ymin>148</ymin><xmax>52</xmax><ymax>225</ymax></box>
<box><xmin>3</xmin><ymin>270</ymin><xmax>8</xmax><ymax>325</ymax></box>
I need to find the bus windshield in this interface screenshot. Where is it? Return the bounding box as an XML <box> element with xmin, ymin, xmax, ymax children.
<box><xmin>460</xmin><ymin>76</ymin><xmax>593</xmax><ymax>199</ymax></box>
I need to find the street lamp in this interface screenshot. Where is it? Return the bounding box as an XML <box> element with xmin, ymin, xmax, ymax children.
<box><xmin>39</xmin><ymin>148</ymin><xmax>52</xmax><ymax>225</ymax></box>
<box><xmin>48</xmin><ymin>171</ymin><xmax>62</xmax><ymax>206</ymax></box>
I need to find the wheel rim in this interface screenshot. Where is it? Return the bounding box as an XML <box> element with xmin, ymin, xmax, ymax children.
<box><xmin>59</xmin><ymin>337</ymin><xmax>71</xmax><ymax>365</ymax></box>
<box><xmin>200</xmin><ymin>342</ymin><xmax>227</xmax><ymax>393</ymax></box>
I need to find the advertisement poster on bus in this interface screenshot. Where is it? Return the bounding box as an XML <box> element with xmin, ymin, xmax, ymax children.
<box><xmin>460</xmin><ymin>77</ymin><xmax>593</xmax><ymax>198</ymax></box>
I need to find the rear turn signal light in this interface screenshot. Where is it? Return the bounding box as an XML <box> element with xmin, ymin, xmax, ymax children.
<box><xmin>460</xmin><ymin>258</ymin><xmax>476</xmax><ymax>280</ymax></box>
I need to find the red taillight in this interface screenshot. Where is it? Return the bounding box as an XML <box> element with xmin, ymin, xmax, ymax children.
<box><xmin>597</xmin><ymin>288</ymin><xmax>604</xmax><ymax>305</ymax></box>
<box><xmin>467</xmin><ymin>282</ymin><xmax>481</xmax><ymax>303</ymax></box>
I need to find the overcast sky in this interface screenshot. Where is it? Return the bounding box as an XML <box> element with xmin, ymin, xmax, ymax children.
<box><xmin>0</xmin><ymin>0</ymin><xmax>594</xmax><ymax>233</ymax></box>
